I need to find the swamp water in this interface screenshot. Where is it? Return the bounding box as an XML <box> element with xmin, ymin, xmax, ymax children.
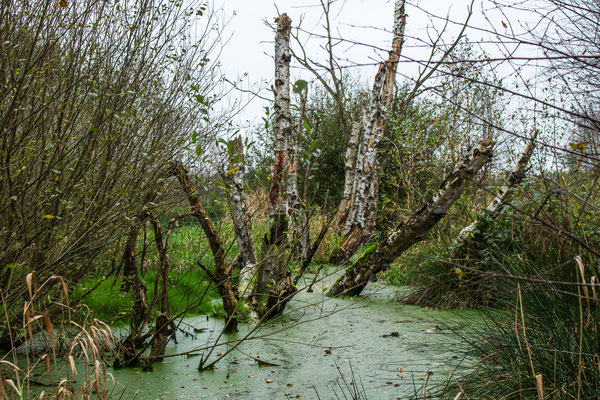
<box><xmin>108</xmin><ymin>276</ymin><xmax>481</xmax><ymax>399</ymax></box>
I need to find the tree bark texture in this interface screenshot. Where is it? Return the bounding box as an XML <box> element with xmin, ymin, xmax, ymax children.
<box><xmin>149</xmin><ymin>214</ymin><xmax>171</xmax><ymax>314</ymax></box>
<box><xmin>289</xmin><ymin>90</ymin><xmax>309</xmax><ymax>259</ymax></box>
<box><xmin>255</xmin><ymin>13</ymin><xmax>293</xmax><ymax>318</ymax></box>
<box><xmin>331</xmin><ymin>1</ymin><xmax>407</xmax><ymax>263</ymax></box>
<box><xmin>224</xmin><ymin>136</ymin><xmax>257</xmax><ymax>297</ymax></box>
<box><xmin>327</xmin><ymin>139</ymin><xmax>494</xmax><ymax>297</ymax></box>
<box><xmin>149</xmin><ymin>312</ymin><xmax>175</xmax><ymax>362</ymax></box>
<box><xmin>334</xmin><ymin>120</ymin><xmax>362</xmax><ymax>227</ymax></box>
<box><xmin>169</xmin><ymin>161</ymin><xmax>238</xmax><ymax>332</ymax></box>
<box><xmin>450</xmin><ymin>131</ymin><xmax>537</xmax><ymax>261</ymax></box>
<box><xmin>119</xmin><ymin>217</ymin><xmax>149</xmax><ymax>360</ymax></box>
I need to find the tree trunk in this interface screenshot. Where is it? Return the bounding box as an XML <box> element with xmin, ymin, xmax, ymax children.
<box><xmin>254</xmin><ymin>13</ymin><xmax>294</xmax><ymax>318</ymax></box>
<box><xmin>149</xmin><ymin>214</ymin><xmax>171</xmax><ymax>314</ymax></box>
<box><xmin>450</xmin><ymin>131</ymin><xmax>538</xmax><ymax>261</ymax></box>
<box><xmin>330</xmin><ymin>1</ymin><xmax>407</xmax><ymax>263</ymax></box>
<box><xmin>289</xmin><ymin>90</ymin><xmax>309</xmax><ymax>260</ymax></box>
<box><xmin>224</xmin><ymin>136</ymin><xmax>257</xmax><ymax>298</ymax></box>
<box><xmin>169</xmin><ymin>161</ymin><xmax>238</xmax><ymax>332</ymax></box>
<box><xmin>149</xmin><ymin>312</ymin><xmax>175</xmax><ymax>362</ymax></box>
<box><xmin>119</xmin><ymin>215</ymin><xmax>149</xmax><ymax>361</ymax></box>
<box><xmin>327</xmin><ymin>139</ymin><xmax>494</xmax><ymax>297</ymax></box>
<box><xmin>334</xmin><ymin>120</ymin><xmax>362</xmax><ymax>227</ymax></box>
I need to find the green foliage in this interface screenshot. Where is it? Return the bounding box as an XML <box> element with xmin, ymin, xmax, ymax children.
<box><xmin>446</xmin><ymin>251</ymin><xmax>600</xmax><ymax>399</ymax></box>
<box><xmin>392</xmin><ymin>172</ymin><xmax>600</xmax><ymax>398</ymax></box>
<box><xmin>0</xmin><ymin>0</ymin><xmax>223</xmax><ymax>326</ymax></box>
<box><xmin>73</xmin><ymin>269</ymin><xmax>218</xmax><ymax>323</ymax></box>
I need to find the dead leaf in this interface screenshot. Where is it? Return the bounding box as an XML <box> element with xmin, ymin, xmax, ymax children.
<box><xmin>324</xmin><ymin>349</ymin><xmax>331</xmax><ymax>355</ymax></box>
<box><xmin>501</xmin><ymin>21</ymin><xmax>507</xmax><ymax>29</ymax></box>
<box><xmin>266</xmin><ymin>379</ymin><xmax>273</xmax><ymax>383</ymax></box>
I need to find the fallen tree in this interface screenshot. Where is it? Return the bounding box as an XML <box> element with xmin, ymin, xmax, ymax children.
<box><xmin>327</xmin><ymin>139</ymin><xmax>494</xmax><ymax>297</ymax></box>
<box><xmin>404</xmin><ymin>131</ymin><xmax>538</xmax><ymax>307</ymax></box>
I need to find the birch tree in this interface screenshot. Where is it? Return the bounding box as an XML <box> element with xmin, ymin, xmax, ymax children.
<box><xmin>288</xmin><ymin>88</ymin><xmax>309</xmax><ymax>259</ymax></box>
<box><xmin>327</xmin><ymin>139</ymin><xmax>494</xmax><ymax>297</ymax></box>
<box><xmin>224</xmin><ymin>136</ymin><xmax>257</xmax><ymax>297</ymax></box>
<box><xmin>451</xmin><ymin>131</ymin><xmax>538</xmax><ymax>260</ymax></box>
<box><xmin>254</xmin><ymin>13</ymin><xmax>294</xmax><ymax>317</ymax></box>
<box><xmin>329</xmin><ymin>0</ymin><xmax>407</xmax><ymax>262</ymax></box>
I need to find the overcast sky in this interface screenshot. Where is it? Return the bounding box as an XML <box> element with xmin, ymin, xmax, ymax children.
<box><xmin>210</xmin><ymin>0</ymin><xmax>540</xmax><ymax>128</ymax></box>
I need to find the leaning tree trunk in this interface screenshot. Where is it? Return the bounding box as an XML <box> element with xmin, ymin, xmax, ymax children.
<box><xmin>327</xmin><ymin>139</ymin><xmax>494</xmax><ymax>297</ymax></box>
<box><xmin>450</xmin><ymin>130</ymin><xmax>538</xmax><ymax>261</ymax></box>
<box><xmin>330</xmin><ymin>0</ymin><xmax>407</xmax><ymax>263</ymax></box>
<box><xmin>224</xmin><ymin>136</ymin><xmax>257</xmax><ymax>298</ymax></box>
<box><xmin>254</xmin><ymin>13</ymin><xmax>293</xmax><ymax>318</ymax></box>
<box><xmin>169</xmin><ymin>161</ymin><xmax>238</xmax><ymax>332</ymax></box>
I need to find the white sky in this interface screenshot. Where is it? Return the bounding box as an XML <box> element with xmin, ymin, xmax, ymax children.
<box><xmin>210</xmin><ymin>0</ymin><xmax>543</xmax><ymax>131</ymax></box>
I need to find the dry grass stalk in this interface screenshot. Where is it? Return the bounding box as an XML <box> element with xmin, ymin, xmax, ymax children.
<box><xmin>2</xmin><ymin>275</ymin><xmax>116</xmax><ymax>400</ymax></box>
<box><xmin>534</xmin><ymin>374</ymin><xmax>543</xmax><ymax>400</ymax></box>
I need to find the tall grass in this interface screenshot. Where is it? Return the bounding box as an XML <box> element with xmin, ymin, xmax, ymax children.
<box><xmin>443</xmin><ymin>252</ymin><xmax>600</xmax><ymax>399</ymax></box>
<box><xmin>1</xmin><ymin>274</ymin><xmax>116</xmax><ymax>399</ymax></box>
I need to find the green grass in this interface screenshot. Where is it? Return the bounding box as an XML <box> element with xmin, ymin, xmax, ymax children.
<box><xmin>74</xmin><ymin>210</ymin><xmax>276</xmax><ymax>324</ymax></box>
<box><xmin>74</xmin><ymin>220</ymin><xmax>233</xmax><ymax>324</ymax></box>
<box><xmin>73</xmin><ymin>268</ymin><xmax>220</xmax><ymax>324</ymax></box>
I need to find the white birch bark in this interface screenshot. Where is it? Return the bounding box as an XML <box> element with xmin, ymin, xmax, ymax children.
<box><xmin>334</xmin><ymin>120</ymin><xmax>361</xmax><ymax>225</ymax></box>
<box><xmin>327</xmin><ymin>139</ymin><xmax>494</xmax><ymax>297</ymax></box>
<box><xmin>332</xmin><ymin>1</ymin><xmax>407</xmax><ymax>262</ymax></box>
<box><xmin>452</xmin><ymin>131</ymin><xmax>538</xmax><ymax>255</ymax></box>
<box><xmin>255</xmin><ymin>14</ymin><xmax>293</xmax><ymax>314</ymax></box>
<box><xmin>343</xmin><ymin>65</ymin><xmax>388</xmax><ymax>236</ymax></box>
<box><xmin>224</xmin><ymin>136</ymin><xmax>257</xmax><ymax>297</ymax></box>
<box><xmin>289</xmin><ymin>91</ymin><xmax>309</xmax><ymax>259</ymax></box>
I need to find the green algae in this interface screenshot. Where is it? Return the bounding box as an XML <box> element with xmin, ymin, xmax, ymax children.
<box><xmin>107</xmin><ymin>273</ymin><xmax>481</xmax><ymax>399</ymax></box>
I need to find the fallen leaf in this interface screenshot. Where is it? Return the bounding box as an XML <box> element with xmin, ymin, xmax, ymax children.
<box><xmin>286</xmin><ymin>383</ymin><xmax>293</xmax><ymax>387</ymax></box>
<box><xmin>266</xmin><ymin>379</ymin><xmax>273</xmax><ymax>383</ymax></box>
<box><xmin>399</xmin><ymin>368</ymin><xmax>406</xmax><ymax>372</ymax></box>
<box><xmin>296</xmin><ymin>394</ymin><xmax>302</xmax><ymax>398</ymax></box>
<box><xmin>324</xmin><ymin>349</ymin><xmax>331</xmax><ymax>355</ymax></box>
<box><xmin>501</xmin><ymin>20</ymin><xmax>507</xmax><ymax>29</ymax></box>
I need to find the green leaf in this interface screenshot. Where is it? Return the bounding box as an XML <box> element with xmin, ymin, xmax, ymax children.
<box><xmin>293</xmin><ymin>79</ymin><xmax>308</xmax><ymax>93</ymax></box>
